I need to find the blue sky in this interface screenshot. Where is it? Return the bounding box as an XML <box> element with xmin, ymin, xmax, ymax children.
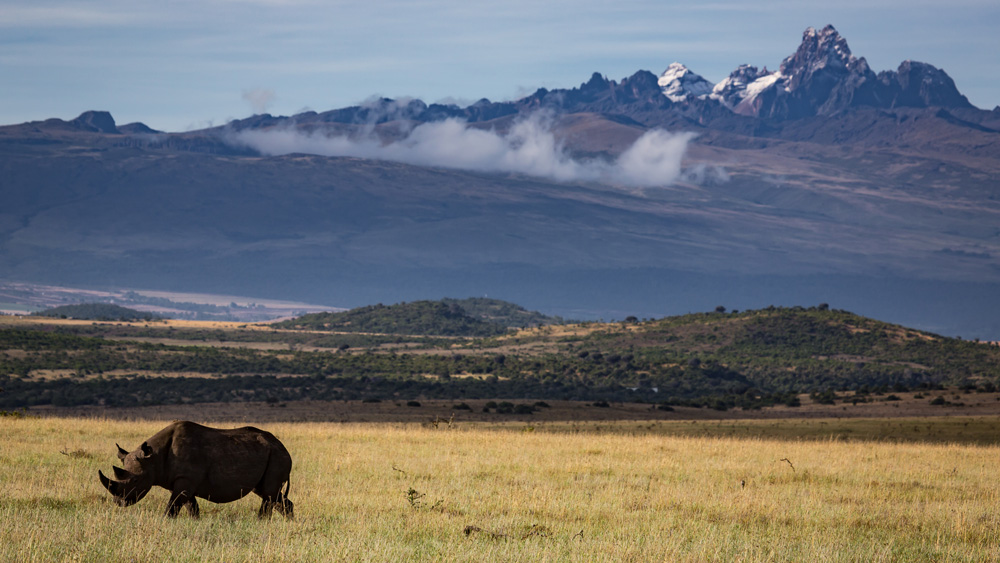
<box><xmin>2</xmin><ymin>0</ymin><xmax>997</xmax><ymax>132</ymax></box>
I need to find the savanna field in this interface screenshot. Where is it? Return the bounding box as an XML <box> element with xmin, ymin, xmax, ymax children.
<box><xmin>4</xmin><ymin>416</ymin><xmax>1000</xmax><ymax>562</ymax></box>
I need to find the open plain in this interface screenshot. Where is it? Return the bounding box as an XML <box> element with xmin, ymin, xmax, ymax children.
<box><xmin>4</xmin><ymin>415</ymin><xmax>1000</xmax><ymax>562</ymax></box>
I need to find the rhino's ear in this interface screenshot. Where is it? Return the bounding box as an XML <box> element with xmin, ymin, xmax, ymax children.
<box><xmin>116</xmin><ymin>443</ymin><xmax>129</xmax><ymax>461</ymax></box>
<box><xmin>139</xmin><ymin>442</ymin><xmax>153</xmax><ymax>458</ymax></box>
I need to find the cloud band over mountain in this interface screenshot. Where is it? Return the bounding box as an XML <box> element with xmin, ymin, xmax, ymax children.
<box><xmin>230</xmin><ymin>113</ymin><xmax>696</xmax><ymax>187</ymax></box>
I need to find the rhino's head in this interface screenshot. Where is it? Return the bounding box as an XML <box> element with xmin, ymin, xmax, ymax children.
<box><xmin>98</xmin><ymin>441</ymin><xmax>156</xmax><ymax>507</ymax></box>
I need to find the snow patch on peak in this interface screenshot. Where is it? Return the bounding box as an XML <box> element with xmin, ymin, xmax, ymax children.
<box><xmin>658</xmin><ymin>62</ymin><xmax>713</xmax><ymax>102</ymax></box>
<box><xmin>710</xmin><ymin>65</ymin><xmax>776</xmax><ymax>110</ymax></box>
<box><xmin>744</xmin><ymin>72</ymin><xmax>783</xmax><ymax>98</ymax></box>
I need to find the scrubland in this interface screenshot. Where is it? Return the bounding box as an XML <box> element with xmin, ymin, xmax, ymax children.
<box><xmin>3</xmin><ymin>416</ymin><xmax>1000</xmax><ymax>562</ymax></box>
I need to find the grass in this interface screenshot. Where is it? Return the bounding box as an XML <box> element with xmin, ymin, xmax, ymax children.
<box><xmin>4</xmin><ymin>417</ymin><xmax>1000</xmax><ymax>561</ymax></box>
<box><xmin>517</xmin><ymin>416</ymin><xmax>1000</xmax><ymax>446</ymax></box>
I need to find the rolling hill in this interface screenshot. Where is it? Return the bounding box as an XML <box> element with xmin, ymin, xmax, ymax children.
<box><xmin>275</xmin><ymin>298</ymin><xmax>562</xmax><ymax>335</ymax></box>
<box><xmin>2</xmin><ymin>305</ymin><xmax>998</xmax><ymax>410</ymax></box>
<box><xmin>33</xmin><ymin>303</ymin><xmax>159</xmax><ymax>321</ymax></box>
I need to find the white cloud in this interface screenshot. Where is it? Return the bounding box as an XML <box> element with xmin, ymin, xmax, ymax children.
<box><xmin>616</xmin><ymin>129</ymin><xmax>697</xmax><ymax>187</ymax></box>
<box><xmin>229</xmin><ymin>113</ymin><xmax>697</xmax><ymax>187</ymax></box>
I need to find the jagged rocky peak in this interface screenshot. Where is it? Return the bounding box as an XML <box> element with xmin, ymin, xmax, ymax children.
<box><xmin>710</xmin><ymin>64</ymin><xmax>772</xmax><ymax>109</ymax></box>
<box><xmin>780</xmin><ymin>24</ymin><xmax>855</xmax><ymax>78</ymax></box>
<box><xmin>582</xmin><ymin>72</ymin><xmax>611</xmax><ymax>91</ymax></box>
<box><xmin>657</xmin><ymin>63</ymin><xmax>713</xmax><ymax>102</ymax></box>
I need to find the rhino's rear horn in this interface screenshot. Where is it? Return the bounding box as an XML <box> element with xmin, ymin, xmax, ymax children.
<box><xmin>116</xmin><ymin>443</ymin><xmax>129</xmax><ymax>461</ymax></box>
<box><xmin>112</xmin><ymin>466</ymin><xmax>134</xmax><ymax>481</ymax></box>
<box><xmin>98</xmin><ymin>470</ymin><xmax>123</xmax><ymax>497</ymax></box>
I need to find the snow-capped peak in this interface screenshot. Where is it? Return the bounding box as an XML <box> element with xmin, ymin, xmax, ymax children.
<box><xmin>781</xmin><ymin>24</ymin><xmax>855</xmax><ymax>77</ymax></box>
<box><xmin>709</xmin><ymin>65</ymin><xmax>777</xmax><ymax>110</ymax></box>
<box><xmin>652</xmin><ymin>24</ymin><xmax>972</xmax><ymax>119</ymax></box>
<box><xmin>658</xmin><ymin>62</ymin><xmax>713</xmax><ymax>102</ymax></box>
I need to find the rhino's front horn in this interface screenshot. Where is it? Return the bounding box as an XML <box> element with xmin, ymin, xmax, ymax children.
<box><xmin>98</xmin><ymin>470</ymin><xmax>123</xmax><ymax>497</ymax></box>
<box><xmin>112</xmin><ymin>466</ymin><xmax>135</xmax><ymax>481</ymax></box>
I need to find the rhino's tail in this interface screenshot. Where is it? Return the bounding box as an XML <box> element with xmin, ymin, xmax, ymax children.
<box><xmin>283</xmin><ymin>477</ymin><xmax>291</xmax><ymax>498</ymax></box>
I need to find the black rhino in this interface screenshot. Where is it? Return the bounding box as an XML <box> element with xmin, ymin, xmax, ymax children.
<box><xmin>98</xmin><ymin>420</ymin><xmax>293</xmax><ymax>518</ymax></box>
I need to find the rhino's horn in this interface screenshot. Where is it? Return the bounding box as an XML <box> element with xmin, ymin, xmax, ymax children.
<box><xmin>112</xmin><ymin>466</ymin><xmax>134</xmax><ymax>481</ymax></box>
<box><xmin>116</xmin><ymin>443</ymin><xmax>129</xmax><ymax>461</ymax></box>
<box><xmin>98</xmin><ymin>470</ymin><xmax>123</xmax><ymax>497</ymax></box>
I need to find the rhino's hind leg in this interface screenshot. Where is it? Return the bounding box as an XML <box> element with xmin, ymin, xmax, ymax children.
<box><xmin>256</xmin><ymin>490</ymin><xmax>293</xmax><ymax>519</ymax></box>
<box><xmin>255</xmin><ymin>473</ymin><xmax>293</xmax><ymax>519</ymax></box>
<box><xmin>257</xmin><ymin>497</ymin><xmax>291</xmax><ymax>519</ymax></box>
<box><xmin>276</xmin><ymin>494</ymin><xmax>294</xmax><ymax>519</ymax></box>
<box><xmin>258</xmin><ymin>497</ymin><xmax>275</xmax><ymax>519</ymax></box>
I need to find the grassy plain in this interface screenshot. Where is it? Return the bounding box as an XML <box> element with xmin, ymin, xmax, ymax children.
<box><xmin>3</xmin><ymin>416</ymin><xmax>1000</xmax><ymax>562</ymax></box>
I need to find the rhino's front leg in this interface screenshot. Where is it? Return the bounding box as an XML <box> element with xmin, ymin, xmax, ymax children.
<box><xmin>258</xmin><ymin>498</ymin><xmax>274</xmax><ymax>519</ymax></box>
<box><xmin>166</xmin><ymin>480</ymin><xmax>198</xmax><ymax>518</ymax></box>
<box><xmin>187</xmin><ymin>497</ymin><xmax>200</xmax><ymax>518</ymax></box>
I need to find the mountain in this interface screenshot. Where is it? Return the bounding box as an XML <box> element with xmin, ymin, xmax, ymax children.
<box><xmin>1</xmin><ymin>26</ymin><xmax>998</xmax><ymax>339</ymax></box>
<box><xmin>658</xmin><ymin>63</ymin><xmax>715</xmax><ymax>102</ymax></box>
<box><xmin>215</xmin><ymin>26</ymin><xmax>982</xmax><ymax>132</ymax></box>
<box><xmin>722</xmin><ymin>25</ymin><xmax>974</xmax><ymax>119</ymax></box>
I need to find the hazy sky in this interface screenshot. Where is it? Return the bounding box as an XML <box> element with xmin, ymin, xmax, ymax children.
<box><xmin>2</xmin><ymin>0</ymin><xmax>997</xmax><ymax>132</ymax></box>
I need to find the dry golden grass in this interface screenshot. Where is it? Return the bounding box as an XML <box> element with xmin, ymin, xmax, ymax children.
<box><xmin>0</xmin><ymin>315</ymin><xmax>264</xmax><ymax>331</ymax></box>
<box><xmin>3</xmin><ymin>416</ymin><xmax>1000</xmax><ymax>561</ymax></box>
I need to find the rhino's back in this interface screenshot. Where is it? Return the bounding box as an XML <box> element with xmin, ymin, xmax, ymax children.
<box><xmin>166</xmin><ymin>422</ymin><xmax>292</xmax><ymax>503</ymax></box>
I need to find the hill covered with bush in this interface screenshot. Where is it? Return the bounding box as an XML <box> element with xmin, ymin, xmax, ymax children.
<box><xmin>33</xmin><ymin>303</ymin><xmax>160</xmax><ymax>322</ymax></box>
<box><xmin>273</xmin><ymin>300</ymin><xmax>509</xmax><ymax>337</ymax></box>
<box><xmin>440</xmin><ymin>298</ymin><xmax>564</xmax><ymax>328</ymax></box>
<box><xmin>3</xmin><ymin>304</ymin><xmax>999</xmax><ymax>410</ymax></box>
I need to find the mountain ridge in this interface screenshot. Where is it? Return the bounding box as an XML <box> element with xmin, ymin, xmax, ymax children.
<box><xmin>203</xmin><ymin>25</ymin><xmax>988</xmax><ymax>137</ymax></box>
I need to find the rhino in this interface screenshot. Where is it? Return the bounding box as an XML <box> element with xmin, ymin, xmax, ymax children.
<box><xmin>98</xmin><ymin>420</ymin><xmax>293</xmax><ymax>519</ymax></box>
